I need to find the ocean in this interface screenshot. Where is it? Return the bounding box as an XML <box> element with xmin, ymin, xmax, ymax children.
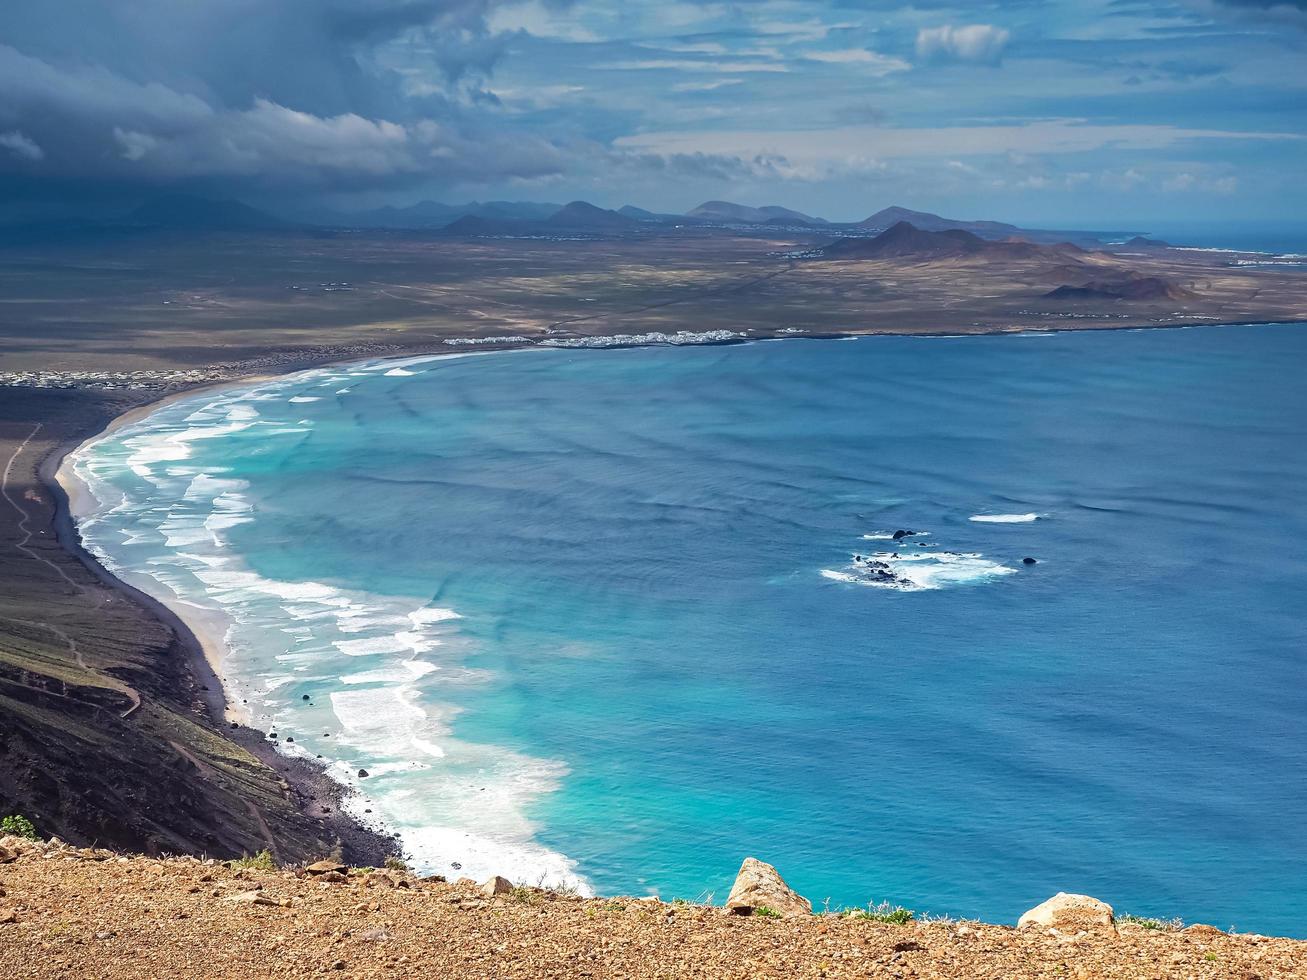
<box><xmin>69</xmin><ymin>323</ymin><xmax>1307</xmax><ymax>934</ymax></box>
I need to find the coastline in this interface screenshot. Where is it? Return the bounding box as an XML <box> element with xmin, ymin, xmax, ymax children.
<box><xmin>37</xmin><ymin>317</ymin><xmax>1307</xmax><ymax>877</ymax></box>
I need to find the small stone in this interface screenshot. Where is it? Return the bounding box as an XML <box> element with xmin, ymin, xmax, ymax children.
<box><xmin>306</xmin><ymin>859</ymin><xmax>347</xmax><ymax>875</ymax></box>
<box><xmin>0</xmin><ymin>910</ymin><xmax>16</xmax><ymax>925</ymax></box>
<box><xmin>362</xmin><ymin>872</ymin><xmax>395</xmax><ymax>889</ymax></box>
<box><xmin>95</xmin><ymin>930</ymin><xmax>115</xmax><ymax>940</ymax></box>
<box><xmin>224</xmin><ymin>891</ymin><xmax>287</xmax><ymax>907</ymax></box>
<box><xmin>358</xmin><ymin>769</ymin><xmax>369</xmax><ymax>778</ymax></box>
<box><xmin>319</xmin><ymin>871</ymin><xmax>348</xmax><ymax>883</ymax></box>
<box><xmin>0</xmin><ymin>846</ymin><xmax>14</xmax><ymax>864</ymax></box>
<box><xmin>360</xmin><ymin>928</ymin><xmax>391</xmax><ymax>943</ymax></box>
<box><xmin>725</xmin><ymin>857</ymin><xmax>812</xmax><ymax>918</ymax></box>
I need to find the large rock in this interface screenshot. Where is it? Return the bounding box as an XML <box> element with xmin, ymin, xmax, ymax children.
<box><xmin>1018</xmin><ymin>893</ymin><xmax>1116</xmax><ymax>935</ymax></box>
<box><xmin>305</xmin><ymin>859</ymin><xmax>346</xmax><ymax>875</ymax></box>
<box><xmin>481</xmin><ymin>875</ymin><xmax>514</xmax><ymax>897</ymax></box>
<box><xmin>725</xmin><ymin>858</ymin><xmax>812</xmax><ymax>918</ymax></box>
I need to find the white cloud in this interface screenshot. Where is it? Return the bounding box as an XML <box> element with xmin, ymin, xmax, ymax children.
<box><xmin>803</xmin><ymin>49</ymin><xmax>911</xmax><ymax>75</ymax></box>
<box><xmin>672</xmin><ymin>79</ymin><xmax>745</xmax><ymax>92</ymax></box>
<box><xmin>916</xmin><ymin>24</ymin><xmax>1011</xmax><ymax>65</ymax></box>
<box><xmin>1162</xmin><ymin>172</ymin><xmax>1239</xmax><ymax>193</ymax></box>
<box><xmin>487</xmin><ymin>1</ymin><xmax>602</xmax><ymax>42</ymax></box>
<box><xmin>0</xmin><ymin>130</ymin><xmax>43</xmax><ymax>161</ymax></box>
<box><xmin>616</xmin><ymin>120</ymin><xmax>1298</xmax><ymax>179</ymax></box>
<box><xmin>599</xmin><ymin>59</ymin><xmax>789</xmax><ymax>73</ymax></box>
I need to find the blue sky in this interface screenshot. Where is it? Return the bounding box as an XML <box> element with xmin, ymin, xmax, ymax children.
<box><xmin>2</xmin><ymin>1</ymin><xmax>1304</xmax><ymax>226</ymax></box>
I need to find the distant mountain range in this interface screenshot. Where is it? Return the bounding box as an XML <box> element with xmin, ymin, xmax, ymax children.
<box><xmin>0</xmin><ymin>192</ymin><xmax>1148</xmax><ymax>249</ymax></box>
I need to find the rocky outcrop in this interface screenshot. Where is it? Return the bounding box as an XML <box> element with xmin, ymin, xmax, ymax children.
<box><xmin>725</xmin><ymin>857</ymin><xmax>812</xmax><ymax>918</ymax></box>
<box><xmin>481</xmin><ymin>875</ymin><xmax>515</xmax><ymax>897</ymax></box>
<box><xmin>1018</xmin><ymin>893</ymin><xmax>1116</xmax><ymax>935</ymax></box>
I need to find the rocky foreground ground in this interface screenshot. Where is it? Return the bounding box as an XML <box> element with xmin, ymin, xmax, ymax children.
<box><xmin>0</xmin><ymin>836</ymin><xmax>1303</xmax><ymax>978</ymax></box>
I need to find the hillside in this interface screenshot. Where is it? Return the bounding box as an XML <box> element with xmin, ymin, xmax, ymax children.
<box><xmin>687</xmin><ymin>200</ymin><xmax>826</xmax><ymax>225</ymax></box>
<box><xmin>1</xmin><ymin>835</ymin><xmax>1303</xmax><ymax>979</ymax></box>
<box><xmin>819</xmin><ymin>221</ymin><xmax>1084</xmax><ymax>262</ymax></box>
<box><xmin>856</xmin><ymin>206</ymin><xmax>1021</xmax><ymax>237</ymax></box>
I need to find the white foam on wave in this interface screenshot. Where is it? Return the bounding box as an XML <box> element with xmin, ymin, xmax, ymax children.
<box><xmin>68</xmin><ymin>368</ymin><xmax>591</xmax><ymax>894</ymax></box>
<box><xmin>385</xmin><ymin>367</ymin><xmax>416</xmax><ymax>376</ymax></box>
<box><xmin>970</xmin><ymin>512</ymin><xmax>1041</xmax><ymax>523</ymax></box>
<box><xmin>824</xmin><ymin>550</ymin><xmax>1017</xmax><ymax>591</ymax></box>
<box><xmin>288</xmin><ymin>395</ymin><xmax>321</xmax><ymax>403</ymax></box>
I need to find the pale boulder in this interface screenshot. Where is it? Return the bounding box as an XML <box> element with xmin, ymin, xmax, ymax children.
<box><xmin>481</xmin><ymin>875</ymin><xmax>514</xmax><ymax>897</ymax></box>
<box><xmin>1018</xmin><ymin>893</ymin><xmax>1116</xmax><ymax>935</ymax></box>
<box><xmin>725</xmin><ymin>857</ymin><xmax>812</xmax><ymax>918</ymax></box>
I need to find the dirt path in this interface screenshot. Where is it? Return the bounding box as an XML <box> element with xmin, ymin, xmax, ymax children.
<box><xmin>1</xmin><ymin>423</ymin><xmax>142</xmax><ymax>718</ymax></box>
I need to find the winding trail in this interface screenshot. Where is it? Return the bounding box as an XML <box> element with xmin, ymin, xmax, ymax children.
<box><xmin>1</xmin><ymin>423</ymin><xmax>141</xmax><ymax>718</ymax></box>
<box><xmin>2</xmin><ymin>423</ymin><xmax>83</xmax><ymax>592</ymax></box>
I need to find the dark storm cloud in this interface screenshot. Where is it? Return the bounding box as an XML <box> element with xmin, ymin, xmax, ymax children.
<box><xmin>0</xmin><ymin>0</ymin><xmax>570</xmax><ymax>195</ymax></box>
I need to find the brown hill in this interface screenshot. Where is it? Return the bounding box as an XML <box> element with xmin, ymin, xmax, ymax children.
<box><xmin>855</xmin><ymin>206</ymin><xmax>1020</xmax><ymax>237</ymax></box>
<box><xmin>545</xmin><ymin>201</ymin><xmax>638</xmax><ymax>231</ymax></box>
<box><xmin>1046</xmin><ymin>274</ymin><xmax>1194</xmax><ymax>302</ymax></box>
<box><xmin>821</xmin><ymin>222</ymin><xmax>1084</xmax><ymax>262</ymax></box>
<box><xmin>1</xmin><ymin>836</ymin><xmax>1304</xmax><ymax>980</ymax></box>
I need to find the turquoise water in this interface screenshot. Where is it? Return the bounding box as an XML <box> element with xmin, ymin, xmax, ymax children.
<box><xmin>73</xmin><ymin>325</ymin><xmax>1307</xmax><ymax>933</ymax></box>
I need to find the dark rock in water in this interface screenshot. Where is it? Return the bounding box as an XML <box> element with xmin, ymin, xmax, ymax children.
<box><xmin>286</xmin><ymin>737</ymin><xmax>294</xmax><ymax>743</ymax></box>
<box><xmin>1023</xmin><ymin>557</ymin><xmax>1038</xmax><ymax>565</ymax></box>
<box><xmin>358</xmin><ymin>769</ymin><xmax>370</xmax><ymax>779</ymax></box>
<box><xmin>302</xmin><ymin>694</ymin><xmax>310</xmax><ymax>701</ymax></box>
<box><xmin>892</xmin><ymin>529</ymin><xmax>917</xmax><ymax>540</ymax></box>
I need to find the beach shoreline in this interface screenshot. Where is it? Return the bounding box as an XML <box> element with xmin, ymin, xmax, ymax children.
<box><xmin>36</xmin><ymin>317</ymin><xmax>1307</xmax><ymax>877</ymax></box>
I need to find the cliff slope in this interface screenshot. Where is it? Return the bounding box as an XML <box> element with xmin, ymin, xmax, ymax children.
<box><xmin>1</xmin><ymin>835</ymin><xmax>1302</xmax><ymax>979</ymax></box>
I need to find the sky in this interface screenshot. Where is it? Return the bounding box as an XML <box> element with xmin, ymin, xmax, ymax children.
<box><xmin>1</xmin><ymin>0</ymin><xmax>1305</xmax><ymax>226</ymax></box>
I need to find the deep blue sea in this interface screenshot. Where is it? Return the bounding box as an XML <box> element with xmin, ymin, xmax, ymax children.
<box><xmin>72</xmin><ymin>324</ymin><xmax>1307</xmax><ymax>934</ymax></box>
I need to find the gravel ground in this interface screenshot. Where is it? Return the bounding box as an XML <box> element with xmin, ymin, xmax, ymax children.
<box><xmin>0</xmin><ymin>837</ymin><xmax>1302</xmax><ymax>979</ymax></box>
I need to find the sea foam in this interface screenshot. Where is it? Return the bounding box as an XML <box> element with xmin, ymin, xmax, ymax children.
<box><xmin>68</xmin><ymin>368</ymin><xmax>590</xmax><ymax>894</ymax></box>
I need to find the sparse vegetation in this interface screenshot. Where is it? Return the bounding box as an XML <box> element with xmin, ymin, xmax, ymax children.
<box><xmin>848</xmin><ymin>901</ymin><xmax>915</xmax><ymax>925</ymax></box>
<box><xmin>753</xmin><ymin>905</ymin><xmax>783</xmax><ymax>919</ymax></box>
<box><xmin>511</xmin><ymin>885</ymin><xmax>541</xmax><ymax>905</ymax></box>
<box><xmin>1</xmin><ymin>814</ymin><xmax>39</xmax><ymax>840</ymax></box>
<box><xmin>1119</xmin><ymin>913</ymin><xmax>1184</xmax><ymax>931</ymax></box>
<box><xmin>230</xmin><ymin>849</ymin><xmax>276</xmax><ymax>870</ymax></box>
<box><xmin>384</xmin><ymin>856</ymin><xmax>408</xmax><ymax>873</ymax></box>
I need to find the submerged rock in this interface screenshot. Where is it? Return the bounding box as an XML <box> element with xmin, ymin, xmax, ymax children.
<box><xmin>1018</xmin><ymin>893</ymin><xmax>1115</xmax><ymax>935</ymax></box>
<box><xmin>1023</xmin><ymin>557</ymin><xmax>1038</xmax><ymax>565</ymax></box>
<box><xmin>725</xmin><ymin>857</ymin><xmax>812</xmax><ymax>918</ymax></box>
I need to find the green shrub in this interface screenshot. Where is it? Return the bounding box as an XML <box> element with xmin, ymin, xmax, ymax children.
<box><xmin>848</xmin><ymin>901</ymin><xmax>915</xmax><ymax>925</ymax></box>
<box><xmin>383</xmin><ymin>856</ymin><xmax>408</xmax><ymax>873</ymax></box>
<box><xmin>1</xmin><ymin>814</ymin><xmax>39</xmax><ymax>840</ymax></box>
<box><xmin>752</xmin><ymin>905</ymin><xmax>783</xmax><ymax>919</ymax></box>
<box><xmin>1120</xmin><ymin>913</ymin><xmax>1184</xmax><ymax>932</ymax></box>
<box><xmin>231</xmin><ymin>849</ymin><xmax>276</xmax><ymax>870</ymax></box>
